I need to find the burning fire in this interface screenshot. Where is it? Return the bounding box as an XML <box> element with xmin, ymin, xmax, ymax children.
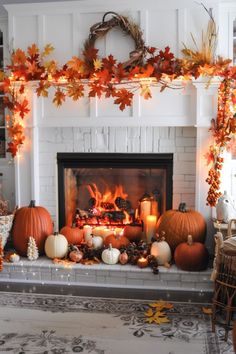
<box><xmin>86</xmin><ymin>183</ymin><xmax>130</xmax><ymax>224</ymax></box>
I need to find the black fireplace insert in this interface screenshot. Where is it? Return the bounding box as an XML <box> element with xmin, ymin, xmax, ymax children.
<box><xmin>57</xmin><ymin>153</ymin><xmax>173</xmax><ymax>229</ymax></box>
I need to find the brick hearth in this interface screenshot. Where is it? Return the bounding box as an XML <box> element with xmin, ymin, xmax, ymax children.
<box><xmin>0</xmin><ymin>259</ymin><xmax>213</xmax><ymax>301</ymax></box>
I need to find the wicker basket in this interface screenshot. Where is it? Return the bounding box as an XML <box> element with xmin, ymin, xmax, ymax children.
<box><xmin>0</xmin><ymin>214</ymin><xmax>14</xmax><ymax>248</ymax></box>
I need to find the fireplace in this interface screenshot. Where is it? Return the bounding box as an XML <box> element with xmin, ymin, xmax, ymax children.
<box><xmin>57</xmin><ymin>153</ymin><xmax>173</xmax><ymax>230</ymax></box>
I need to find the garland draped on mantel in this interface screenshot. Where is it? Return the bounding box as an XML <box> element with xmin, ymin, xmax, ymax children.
<box><xmin>0</xmin><ymin>11</ymin><xmax>236</xmax><ymax>207</ymax></box>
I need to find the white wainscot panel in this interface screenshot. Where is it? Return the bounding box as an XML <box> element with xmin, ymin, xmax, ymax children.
<box><xmin>96</xmin><ymin>95</ymin><xmax>132</xmax><ymax>118</ymax></box>
<box><xmin>42</xmin><ymin>91</ymin><xmax>90</xmax><ymax>122</ymax></box>
<box><xmin>140</xmin><ymin>87</ymin><xmax>193</xmax><ymax>126</ymax></box>
<box><xmin>44</xmin><ymin>14</ymin><xmax>73</xmax><ymax>64</ymax></box>
<box><xmin>147</xmin><ymin>9</ymin><xmax>178</xmax><ymax>55</ymax></box>
<box><xmin>13</xmin><ymin>15</ymin><xmax>38</xmax><ymax>49</ymax></box>
<box><xmin>77</xmin><ymin>12</ymin><xmax>107</xmax><ymax>56</ymax></box>
<box><xmin>77</xmin><ymin>11</ymin><xmax>140</xmax><ymax>60</ymax></box>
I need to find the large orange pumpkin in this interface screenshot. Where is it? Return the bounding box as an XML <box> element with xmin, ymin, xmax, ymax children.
<box><xmin>60</xmin><ymin>225</ymin><xmax>84</xmax><ymax>245</ymax></box>
<box><xmin>174</xmin><ymin>235</ymin><xmax>209</xmax><ymax>271</ymax></box>
<box><xmin>104</xmin><ymin>234</ymin><xmax>130</xmax><ymax>249</ymax></box>
<box><xmin>156</xmin><ymin>203</ymin><xmax>206</xmax><ymax>251</ymax></box>
<box><xmin>12</xmin><ymin>200</ymin><xmax>53</xmax><ymax>256</ymax></box>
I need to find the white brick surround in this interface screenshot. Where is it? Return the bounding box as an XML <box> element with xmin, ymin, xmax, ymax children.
<box><xmin>38</xmin><ymin>126</ymin><xmax>196</xmax><ymax>224</ymax></box>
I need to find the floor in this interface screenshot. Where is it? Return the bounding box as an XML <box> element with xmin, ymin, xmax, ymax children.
<box><xmin>0</xmin><ymin>292</ymin><xmax>233</xmax><ymax>354</ymax></box>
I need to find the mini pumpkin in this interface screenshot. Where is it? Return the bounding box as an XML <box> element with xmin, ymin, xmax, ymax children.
<box><xmin>102</xmin><ymin>244</ymin><xmax>120</xmax><ymax>265</ymax></box>
<box><xmin>45</xmin><ymin>232</ymin><xmax>68</xmax><ymax>259</ymax></box>
<box><xmin>150</xmin><ymin>236</ymin><xmax>172</xmax><ymax>266</ymax></box>
<box><xmin>104</xmin><ymin>234</ymin><xmax>130</xmax><ymax>249</ymax></box>
<box><xmin>69</xmin><ymin>250</ymin><xmax>83</xmax><ymax>263</ymax></box>
<box><xmin>156</xmin><ymin>203</ymin><xmax>206</xmax><ymax>251</ymax></box>
<box><xmin>123</xmin><ymin>225</ymin><xmax>143</xmax><ymax>242</ymax></box>
<box><xmin>174</xmin><ymin>235</ymin><xmax>209</xmax><ymax>271</ymax></box>
<box><xmin>92</xmin><ymin>235</ymin><xmax>103</xmax><ymax>249</ymax></box>
<box><xmin>119</xmin><ymin>251</ymin><xmax>129</xmax><ymax>265</ymax></box>
<box><xmin>60</xmin><ymin>224</ymin><xmax>84</xmax><ymax>245</ymax></box>
<box><xmin>12</xmin><ymin>200</ymin><xmax>53</xmax><ymax>256</ymax></box>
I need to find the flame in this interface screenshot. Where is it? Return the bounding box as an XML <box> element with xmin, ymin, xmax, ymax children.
<box><xmin>86</xmin><ymin>183</ymin><xmax>130</xmax><ymax>224</ymax></box>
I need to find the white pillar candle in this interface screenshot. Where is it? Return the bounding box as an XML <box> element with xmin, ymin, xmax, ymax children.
<box><xmin>100</xmin><ymin>228</ymin><xmax>114</xmax><ymax>239</ymax></box>
<box><xmin>92</xmin><ymin>226</ymin><xmax>106</xmax><ymax>236</ymax></box>
<box><xmin>146</xmin><ymin>215</ymin><xmax>157</xmax><ymax>244</ymax></box>
<box><xmin>140</xmin><ymin>200</ymin><xmax>152</xmax><ymax>222</ymax></box>
<box><xmin>114</xmin><ymin>227</ymin><xmax>124</xmax><ymax>237</ymax></box>
<box><xmin>83</xmin><ymin>225</ymin><xmax>92</xmax><ymax>242</ymax></box>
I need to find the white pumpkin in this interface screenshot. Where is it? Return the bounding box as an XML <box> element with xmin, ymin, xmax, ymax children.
<box><xmin>151</xmin><ymin>238</ymin><xmax>171</xmax><ymax>265</ymax></box>
<box><xmin>45</xmin><ymin>232</ymin><xmax>68</xmax><ymax>259</ymax></box>
<box><xmin>92</xmin><ymin>235</ymin><xmax>103</xmax><ymax>249</ymax></box>
<box><xmin>102</xmin><ymin>244</ymin><xmax>120</xmax><ymax>265</ymax></box>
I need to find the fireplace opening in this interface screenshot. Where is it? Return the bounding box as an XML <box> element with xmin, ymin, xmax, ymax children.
<box><xmin>57</xmin><ymin>153</ymin><xmax>173</xmax><ymax>230</ymax></box>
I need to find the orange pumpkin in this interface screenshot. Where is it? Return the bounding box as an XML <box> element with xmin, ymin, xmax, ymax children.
<box><xmin>104</xmin><ymin>234</ymin><xmax>130</xmax><ymax>249</ymax></box>
<box><xmin>156</xmin><ymin>203</ymin><xmax>206</xmax><ymax>251</ymax></box>
<box><xmin>60</xmin><ymin>225</ymin><xmax>84</xmax><ymax>245</ymax></box>
<box><xmin>174</xmin><ymin>235</ymin><xmax>209</xmax><ymax>271</ymax></box>
<box><xmin>123</xmin><ymin>225</ymin><xmax>143</xmax><ymax>242</ymax></box>
<box><xmin>12</xmin><ymin>200</ymin><xmax>53</xmax><ymax>256</ymax></box>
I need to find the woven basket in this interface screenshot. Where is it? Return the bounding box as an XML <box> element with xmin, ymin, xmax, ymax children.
<box><xmin>0</xmin><ymin>214</ymin><xmax>14</xmax><ymax>248</ymax></box>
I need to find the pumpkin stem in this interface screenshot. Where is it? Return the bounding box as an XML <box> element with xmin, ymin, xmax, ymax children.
<box><xmin>178</xmin><ymin>202</ymin><xmax>187</xmax><ymax>212</ymax></box>
<box><xmin>109</xmin><ymin>243</ymin><xmax>113</xmax><ymax>250</ymax></box>
<box><xmin>54</xmin><ymin>231</ymin><xmax>59</xmax><ymax>236</ymax></box>
<box><xmin>187</xmin><ymin>235</ymin><xmax>193</xmax><ymax>245</ymax></box>
<box><xmin>29</xmin><ymin>200</ymin><xmax>36</xmax><ymax>208</ymax></box>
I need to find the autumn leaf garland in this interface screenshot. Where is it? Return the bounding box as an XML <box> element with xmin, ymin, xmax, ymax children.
<box><xmin>1</xmin><ymin>37</ymin><xmax>236</xmax><ymax>206</ymax></box>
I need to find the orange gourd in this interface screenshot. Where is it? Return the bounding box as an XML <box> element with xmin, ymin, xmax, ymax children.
<box><xmin>156</xmin><ymin>203</ymin><xmax>206</xmax><ymax>251</ymax></box>
<box><xmin>12</xmin><ymin>200</ymin><xmax>53</xmax><ymax>256</ymax></box>
<box><xmin>60</xmin><ymin>225</ymin><xmax>84</xmax><ymax>245</ymax></box>
<box><xmin>104</xmin><ymin>234</ymin><xmax>130</xmax><ymax>249</ymax></box>
<box><xmin>123</xmin><ymin>225</ymin><xmax>143</xmax><ymax>242</ymax></box>
<box><xmin>174</xmin><ymin>235</ymin><xmax>209</xmax><ymax>271</ymax></box>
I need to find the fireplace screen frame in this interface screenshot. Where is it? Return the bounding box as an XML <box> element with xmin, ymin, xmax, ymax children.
<box><xmin>57</xmin><ymin>153</ymin><xmax>173</xmax><ymax>229</ymax></box>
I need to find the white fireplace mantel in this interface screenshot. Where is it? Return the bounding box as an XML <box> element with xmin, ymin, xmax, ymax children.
<box><xmin>4</xmin><ymin>0</ymin><xmax>224</xmax><ymax>248</ymax></box>
<box><xmin>14</xmin><ymin>79</ymin><xmax>219</xmax><ymax>248</ymax></box>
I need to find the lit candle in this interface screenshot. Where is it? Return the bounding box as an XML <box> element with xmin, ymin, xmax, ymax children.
<box><xmin>146</xmin><ymin>215</ymin><xmax>157</xmax><ymax>243</ymax></box>
<box><xmin>9</xmin><ymin>253</ymin><xmax>20</xmax><ymax>263</ymax></box>
<box><xmin>140</xmin><ymin>200</ymin><xmax>151</xmax><ymax>222</ymax></box>
<box><xmin>114</xmin><ymin>228</ymin><xmax>124</xmax><ymax>237</ymax></box>
<box><xmin>92</xmin><ymin>226</ymin><xmax>106</xmax><ymax>236</ymax></box>
<box><xmin>100</xmin><ymin>228</ymin><xmax>114</xmax><ymax>239</ymax></box>
<box><xmin>83</xmin><ymin>225</ymin><xmax>92</xmax><ymax>242</ymax></box>
<box><xmin>137</xmin><ymin>257</ymin><xmax>148</xmax><ymax>268</ymax></box>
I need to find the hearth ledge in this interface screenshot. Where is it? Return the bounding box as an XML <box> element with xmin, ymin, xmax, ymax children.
<box><xmin>0</xmin><ymin>257</ymin><xmax>213</xmax><ymax>294</ymax></box>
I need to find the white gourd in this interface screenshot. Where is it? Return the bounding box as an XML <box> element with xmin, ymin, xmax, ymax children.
<box><xmin>102</xmin><ymin>244</ymin><xmax>120</xmax><ymax>265</ymax></box>
<box><xmin>92</xmin><ymin>235</ymin><xmax>103</xmax><ymax>249</ymax></box>
<box><xmin>45</xmin><ymin>232</ymin><xmax>68</xmax><ymax>259</ymax></box>
<box><xmin>151</xmin><ymin>238</ymin><xmax>171</xmax><ymax>265</ymax></box>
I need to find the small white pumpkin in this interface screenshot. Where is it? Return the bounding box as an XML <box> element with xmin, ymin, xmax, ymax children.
<box><xmin>92</xmin><ymin>235</ymin><xmax>103</xmax><ymax>250</ymax></box>
<box><xmin>45</xmin><ymin>232</ymin><xmax>68</xmax><ymax>259</ymax></box>
<box><xmin>102</xmin><ymin>244</ymin><xmax>120</xmax><ymax>265</ymax></box>
<box><xmin>151</xmin><ymin>237</ymin><xmax>171</xmax><ymax>266</ymax></box>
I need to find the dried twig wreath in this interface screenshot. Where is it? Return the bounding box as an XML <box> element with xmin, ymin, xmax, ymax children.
<box><xmin>83</xmin><ymin>11</ymin><xmax>146</xmax><ymax>69</ymax></box>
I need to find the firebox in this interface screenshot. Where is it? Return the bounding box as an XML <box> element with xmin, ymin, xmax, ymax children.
<box><xmin>57</xmin><ymin>153</ymin><xmax>173</xmax><ymax>230</ymax></box>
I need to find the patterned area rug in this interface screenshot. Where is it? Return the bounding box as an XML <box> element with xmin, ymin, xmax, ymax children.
<box><xmin>0</xmin><ymin>292</ymin><xmax>233</xmax><ymax>354</ymax></box>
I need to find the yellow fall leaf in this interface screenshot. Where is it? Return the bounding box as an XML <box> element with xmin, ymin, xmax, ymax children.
<box><xmin>145</xmin><ymin>311</ymin><xmax>170</xmax><ymax>325</ymax></box>
<box><xmin>202</xmin><ymin>307</ymin><xmax>212</xmax><ymax>315</ymax></box>
<box><xmin>67</xmin><ymin>56</ymin><xmax>85</xmax><ymax>73</ymax></box>
<box><xmin>42</xmin><ymin>44</ymin><xmax>54</xmax><ymax>57</ymax></box>
<box><xmin>149</xmin><ymin>301</ymin><xmax>173</xmax><ymax>310</ymax></box>
<box><xmin>140</xmin><ymin>84</ymin><xmax>152</xmax><ymax>99</ymax></box>
<box><xmin>93</xmin><ymin>58</ymin><xmax>103</xmax><ymax>71</ymax></box>
<box><xmin>145</xmin><ymin>308</ymin><xmax>154</xmax><ymax>317</ymax></box>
